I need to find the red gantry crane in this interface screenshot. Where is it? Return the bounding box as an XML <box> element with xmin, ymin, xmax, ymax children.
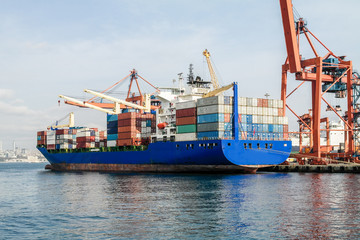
<box><xmin>279</xmin><ymin>0</ymin><xmax>360</xmax><ymax>164</ymax></box>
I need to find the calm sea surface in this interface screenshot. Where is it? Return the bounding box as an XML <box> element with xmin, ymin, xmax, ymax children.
<box><xmin>1</xmin><ymin>162</ymin><xmax>360</xmax><ymax>239</ymax></box>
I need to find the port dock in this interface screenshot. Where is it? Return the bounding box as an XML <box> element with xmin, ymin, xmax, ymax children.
<box><xmin>262</xmin><ymin>164</ymin><xmax>360</xmax><ymax>173</ymax></box>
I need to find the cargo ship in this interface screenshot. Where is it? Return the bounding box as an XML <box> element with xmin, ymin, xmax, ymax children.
<box><xmin>37</xmin><ymin>63</ymin><xmax>292</xmax><ymax>173</ymax></box>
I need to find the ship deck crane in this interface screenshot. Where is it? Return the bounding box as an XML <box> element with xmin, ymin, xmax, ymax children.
<box><xmin>279</xmin><ymin>0</ymin><xmax>359</xmax><ymax>163</ymax></box>
<box><xmin>59</xmin><ymin>89</ymin><xmax>151</xmax><ymax>115</ymax></box>
<box><xmin>203</xmin><ymin>49</ymin><xmax>220</xmax><ymax>89</ymax></box>
<box><xmin>63</xmin><ymin>69</ymin><xmax>160</xmax><ymax>112</ymax></box>
<box><xmin>48</xmin><ymin>112</ymin><xmax>75</xmax><ymax>130</ymax></box>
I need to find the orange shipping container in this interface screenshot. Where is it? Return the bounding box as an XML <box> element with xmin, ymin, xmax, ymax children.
<box><xmin>278</xmin><ymin>108</ymin><xmax>284</xmax><ymax>116</ymax></box>
<box><xmin>257</xmin><ymin>99</ymin><xmax>263</xmax><ymax>107</ymax></box>
<box><xmin>283</xmin><ymin>125</ymin><xmax>289</xmax><ymax>133</ymax></box>
<box><xmin>118</xmin><ymin>112</ymin><xmax>137</xmax><ymax>120</ymax></box>
<box><xmin>116</xmin><ymin>138</ymin><xmax>141</xmax><ymax>146</ymax></box>
<box><xmin>262</xmin><ymin>99</ymin><xmax>268</xmax><ymax>107</ymax></box>
<box><xmin>118</xmin><ymin>131</ymin><xmax>140</xmax><ymax>139</ymax></box>
<box><xmin>118</xmin><ymin>126</ymin><xmax>138</xmax><ymax>133</ymax></box>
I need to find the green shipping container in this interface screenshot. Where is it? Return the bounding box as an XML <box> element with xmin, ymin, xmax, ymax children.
<box><xmin>176</xmin><ymin>124</ymin><xmax>197</xmax><ymax>133</ymax></box>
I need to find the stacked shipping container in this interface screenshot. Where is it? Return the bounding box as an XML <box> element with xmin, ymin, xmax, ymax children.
<box><xmin>195</xmin><ymin>96</ymin><xmax>289</xmax><ymax>140</ymax></box>
<box><xmin>40</xmin><ymin>128</ymin><xmax>107</xmax><ymax>150</ymax></box>
<box><xmin>175</xmin><ymin>101</ymin><xmax>197</xmax><ymax>141</ymax></box>
<box><xmin>196</xmin><ymin>96</ymin><xmax>233</xmax><ymax>139</ymax></box>
<box><xmin>37</xmin><ymin>131</ymin><xmax>47</xmax><ymax>146</ymax></box>
<box><xmin>238</xmin><ymin>97</ymin><xmax>288</xmax><ymax>140</ymax></box>
<box><xmin>107</xmin><ymin>114</ymin><xmax>118</xmax><ymax>147</ymax></box>
<box><xmin>117</xmin><ymin>112</ymin><xmax>156</xmax><ymax>146</ymax></box>
<box><xmin>76</xmin><ymin>128</ymin><xmax>99</xmax><ymax>149</ymax></box>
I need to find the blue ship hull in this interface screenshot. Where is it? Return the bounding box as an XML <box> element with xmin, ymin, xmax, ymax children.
<box><xmin>38</xmin><ymin>139</ymin><xmax>292</xmax><ymax>173</ymax></box>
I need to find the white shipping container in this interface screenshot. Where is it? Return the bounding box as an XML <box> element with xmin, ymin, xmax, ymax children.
<box><xmin>175</xmin><ymin>133</ymin><xmax>197</xmax><ymax>141</ymax></box>
<box><xmin>224</xmin><ymin>105</ymin><xmax>233</xmax><ymax>114</ymax></box>
<box><xmin>238</xmin><ymin>97</ymin><xmax>247</xmax><ymax>106</ymax></box>
<box><xmin>176</xmin><ymin>100</ymin><xmax>197</xmax><ymax>110</ymax></box>
<box><xmin>141</xmin><ymin>121</ymin><xmax>146</xmax><ymax>127</ymax></box>
<box><xmin>46</xmin><ymin>139</ymin><xmax>56</xmax><ymax>144</ymax></box>
<box><xmin>268</xmin><ymin>99</ymin><xmax>274</xmax><ymax>108</ymax></box>
<box><xmin>107</xmin><ymin>140</ymin><xmax>117</xmax><ymax>147</ymax></box>
<box><xmin>252</xmin><ymin>115</ymin><xmax>258</xmax><ymax>124</ymax></box>
<box><xmin>238</xmin><ymin>106</ymin><xmax>247</xmax><ymax>114</ymax></box>
<box><xmin>271</xmin><ymin>108</ymin><xmax>278</xmax><ymax>116</ymax></box>
<box><xmin>77</xmin><ymin>131</ymin><xmax>91</xmax><ymax>137</ymax></box>
<box><xmin>273</xmin><ymin>99</ymin><xmax>282</xmax><ymax>108</ymax></box>
<box><xmin>246</xmin><ymin>97</ymin><xmax>257</xmax><ymax>107</ymax></box>
<box><xmin>263</xmin><ymin>116</ymin><xmax>270</xmax><ymax>124</ymax></box>
<box><xmin>273</xmin><ymin>117</ymin><xmax>279</xmax><ymax>124</ymax></box>
<box><xmin>257</xmin><ymin>115</ymin><xmax>264</xmax><ymax>124</ymax></box>
<box><xmin>246</xmin><ymin>106</ymin><xmax>252</xmax><ymax>115</ymax></box>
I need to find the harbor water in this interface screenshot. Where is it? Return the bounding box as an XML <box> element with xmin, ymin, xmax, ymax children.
<box><xmin>1</xmin><ymin>162</ymin><xmax>360</xmax><ymax>239</ymax></box>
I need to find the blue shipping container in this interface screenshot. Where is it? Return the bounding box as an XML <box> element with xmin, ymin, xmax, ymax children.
<box><xmin>224</xmin><ymin>122</ymin><xmax>232</xmax><ymax>130</ymax></box>
<box><xmin>146</xmin><ymin>120</ymin><xmax>152</xmax><ymax>127</ymax></box>
<box><xmin>197</xmin><ymin>131</ymin><xmax>223</xmax><ymax>139</ymax></box>
<box><xmin>107</xmin><ymin>127</ymin><xmax>118</xmax><ymax>135</ymax></box>
<box><xmin>223</xmin><ymin>131</ymin><xmax>232</xmax><ymax>139</ymax></box>
<box><xmin>246</xmin><ymin>115</ymin><xmax>253</xmax><ymax>124</ymax></box>
<box><xmin>197</xmin><ymin>113</ymin><xmax>225</xmax><ymax>123</ymax></box>
<box><xmin>263</xmin><ymin>124</ymin><xmax>269</xmax><ymax>133</ymax></box>
<box><xmin>268</xmin><ymin>124</ymin><xmax>274</xmax><ymax>133</ymax></box>
<box><xmin>279</xmin><ymin>124</ymin><xmax>284</xmax><ymax>133</ymax></box>
<box><xmin>107</xmin><ymin>134</ymin><xmax>118</xmax><ymax>141</ymax></box>
<box><xmin>107</xmin><ymin>114</ymin><xmax>118</xmax><ymax>122</ymax></box>
<box><xmin>107</xmin><ymin>121</ymin><xmax>118</xmax><ymax>129</ymax></box>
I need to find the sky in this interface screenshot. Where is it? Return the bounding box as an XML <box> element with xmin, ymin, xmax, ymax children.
<box><xmin>1</xmin><ymin>0</ymin><xmax>360</xmax><ymax>150</ymax></box>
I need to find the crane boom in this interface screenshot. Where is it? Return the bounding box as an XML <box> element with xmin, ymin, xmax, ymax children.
<box><xmin>203</xmin><ymin>49</ymin><xmax>220</xmax><ymax>89</ymax></box>
<box><xmin>84</xmin><ymin>89</ymin><xmax>151</xmax><ymax>112</ymax></box>
<box><xmin>59</xmin><ymin>95</ymin><xmax>120</xmax><ymax>115</ymax></box>
<box><xmin>279</xmin><ymin>0</ymin><xmax>301</xmax><ymax>73</ymax></box>
<box><xmin>202</xmin><ymin>83</ymin><xmax>233</xmax><ymax>98</ymax></box>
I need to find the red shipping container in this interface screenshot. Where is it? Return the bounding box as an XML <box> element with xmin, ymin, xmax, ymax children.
<box><xmin>37</xmin><ymin>131</ymin><xmax>47</xmax><ymax>136</ymax></box>
<box><xmin>56</xmin><ymin>129</ymin><xmax>68</xmax><ymax>135</ymax></box>
<box><xmin>141</xmin><ymin>137</ymin><xmax>151</xmax><ymax>145</ymax></box>
<box><xmin>90</xmin><ymin>136</ymin><xmax>95</xmax><ymax>142</ymax></box>
<box><xmin>47</xmin><ymin>144</ymin><xmax>55</xmax><ymax>150</ymax></box>
<box><xmin>176</xmin><ymin>116</ymin><xmax>196</xmax><ymax>125</ymax></box>
<box><xmin>119</xmin><ymin>118</ymin><xmax>136</xmax><ymax>126</ymax></box>
<box><xmin>278</xmin><ymin>108</ymin><xmax>284</xmax><ymax>116</ymax></box>
<box><xmin>77</xmin><ymin>142</ymin><xmax>91</xmax><ymax>148</ymax></box>
<box><xmin>257</xmin><ymin>99</ymin><xmax>263</xmax><ymax>107</ymax></box>
<box><xmin>76</xmin><ymin>136</ymin><xmax>91</xmax><ymax>143</ymax></box>
<box><xmin>176</xmin><ymin>108</ymin><xmax>196</xmax><ymax>118</ymax></box>
<box><xmin>37</xmin><ymin>140</ymin><xmax>46</xmax><ymax>145</ymax></box>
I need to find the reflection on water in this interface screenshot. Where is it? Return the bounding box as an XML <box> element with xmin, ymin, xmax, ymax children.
<box><xmin>1</xmin><ymin>163</ymin><xmax>360</xmax><ymax>239</ymax></box>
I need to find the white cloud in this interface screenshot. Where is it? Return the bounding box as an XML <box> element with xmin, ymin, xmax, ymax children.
<box><xmin>0</xmin><ymin>88</ymin><xmax>14</xmax><ymax>99</ymax></box>
<box><xmin>0</xmin><ymin>101</ymin><xmax>38</xmax><ymax>116</ymax></box>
